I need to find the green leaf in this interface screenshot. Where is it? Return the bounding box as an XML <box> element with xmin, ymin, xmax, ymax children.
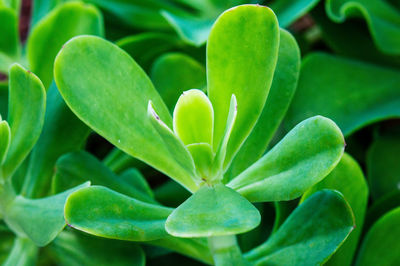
<box><xmin>270</xmin><ymin>0</ymin><xmax>320</xmax><ymax>27</ymax></box>
<box><xmin>186</xmin><ymin>143</ymin><xmax>214</xmax><ymax>181</ymax></box>
<box><xmin>173</xmin><ymin>89</ymin><xmax>213</xmax><ymax>146</ymax></box>
<box><xmin>65</xmin><ymin>186</ymin><xmax>173</xmax><ymax>241</ymax></box>
<box><xmin>27</xmin><ymin>1</ymin><xmax>104</xmax><ymax>88</ymax></box>
<box><xmin>301</xmin><ymin>153</ymin><xmax>368</xmax><ymax>266</ymax></box>
<box><xmin>119</xmin><ymin>168</ymin><xmax>154</xmax><ymax>200</ymax></box>
<box><xmin>367</xmin><ymin>136</ymin><xmax>400</xmax><ymax>200</ymax></box>
<box><xmin>285</xmin><ymin>53</ymin><xmax>400</xmax><ymax>136</ymax></box>
<box><xmin>245</xmin><ymin>190</ymin><xmax>355</xmax><ymax>265</ymax></box>
<box><xmin>355</xmin><ymin>207</ymin><xmax>400</xmax><ymax>266</ymax></box>
<box><xmin>50</xmin><ymin>230</ymin><xmax>145</xmax><ymax>266</ymax></box>
<box><xmin>2</xmin><ymin>64</ymin><xmax>46</xmax><ymax>180</ymax></box>
<box><xmin>326</xmin><ymin>0</ymin><xmax>400</xmax><ymax>55</ymax></box>
<box><xmin>162</xmin><ymin>11</ymin><xmax>214</xmax><ymax>46</ymax></box>
<box><xmin>0</xmin><ymin>6</ymin><xmax>19</xmax><ymax>60</ymax></box>
<box><xmin>165</xmin><ymin>184</ymin><xmax>260</xmax><ymax>237</ymax></box>
<box><xmin>54</xmin><ymin>35</ymin><xmax>199</xmax><ymax>192</ymax></box>
<box><xmin>150</xmin><ymin>52</ymin><xmax>206</xmax><ymax>111</ymax></box>
<box><xmin>53</xmin><ymin>151</ymin><xmax>156</xmax><ymax>204</ymax></box>
<box><xmin>0</xmin><ymin>119</ymin><xmax>11</xmax><ymax>165</ymax></box>
<box><xmin>228</xmin><ymin>116</ymin><xmax>344</xmax><ymax>202</ymax></box>
<box><xmin>207</xmin><ymin>5</ymin><xmax>279</xmax><ymax>169</ymax></box>
<box><xmin>21</xmin><ymin>82</ymin><xmax>90</xmax><ymax>198</ymax></box>
<box><xmin>117</xmin><ymin>33</ymin><xmax>184</xmax><ymax>72</ymax></box>
<box><xmin>227</xmin><ymin>29</ymin><xmax>300</xmax><ymax>179</ymax></box>
<box><xmin>3</xmin><ymin>237</ymin><xmax>38</xmax><ymax>266</ymax></box>
<box><xmin>4</xmin><ymin>183</ymin><xmax>89</xmax><ymax>246</ymax></box>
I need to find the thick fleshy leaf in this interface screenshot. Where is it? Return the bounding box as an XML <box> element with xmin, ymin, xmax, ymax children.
<box><xmin>117</xmin><ymin>33</ymin><xmax>184</xmax><ymax>72</ymax></box>
<box><xmin>326</xmin><ymin>0</ymin><xmax>400</xmax><ymax>55</ymax></box>
<box><xmin>173</xmin><ymin>89</ymin><xmax>213</xmax><ymax>146</ymax></box>
<box><xmin>227</xmin><ymin>29</ymin><xmax>300</xmax><ymax>179</ymax></box>
<box><xmin>53</xmin><ymin>151</ymin><xmax>156</xmax><ymax>203</ymax></box>
<box><xmin>165</xmin><ymin>184</ymin><xmax>260</xmax><ymax>237</ymax></box>
<box><xmin>186</xmin><ymin>143</ymin><xmax>214</xmax><ymax>181</ymax></box>
<box><xmin>21</xmin><ymin>83</ymin><xmax>90</xmax><ymax>198</ymax></box>
<box><xmin>4</xmin><ymin>183</ymin><xmax>89</xmax><ymax>246</ymax></box>
<box><xmin>367</xmin><ymin>136</ymin><xmax>400</xmax><ymax>200</ymax></box>
<box><xmin>150</xmin><ymin>52</ymin><xmax>206</xmax><ymax>111</ymax></box>
<box><xmin>207</xmin><ymin>5</ymin><xmax>279</xmax><ymax>169</ymax></box>
<box><xmin>355</xmin><ymin>207</ymin><xmax>400</xmax><ymax>266</ymax></box>
<box><xmin>3</xmin><ymin>237</ymin><xmax>38</xmax><ymax>266</ymax></box>
<box><xmin>245</xmin><ymin>190</ymin><xmax>355</xmax><ymax>265</ymax></box>
<box><xmin>228</xmin><ymin>116</ymin><xmax>344</xmax><ymax>202</ymax></box>
<box><xmin>2</xmin><ymin>64</ymin><xmax>46</xmax><ymax>179</ymax></box>
<box><xmin>65</xmin><ymin>186</ymin><xmax>173</xmax><ymax>241</ymax></box>
<box><xmin>0</xmin><ymin>120</ymin><xmax>10</xmax><ymax>165</ymax></box>
<box><xmin>30</xmin><ymin>0</ymin><xmax>65</xmax><ymax>26</ymax></box>
<box><xmin>301</xmin><ymin>153</ymin><xmax>368</xmax><ymax>266</ymax></box>
<box><xmin>270</xmin><ymin>0</ymin><xmax>320</xmax><ymax>27</ymax></box>
<box><xmin>0</xmin><ymin>83</ymin><xmax>8</xmax><ymax>117</ymax></box>
<box><xmin>119</xmin><ymin>168</ymin><xmax>154</xmax><ymax>200</ymax></box>
<box><xmin>27</xmin><ymin>2</ymin><xmax>104</xmax><ymax>88</ymax></box>
<box><xmin>364</xmin><ymin>191</ymin><xmax>400</xmax><ymax>231</ymax></box>
<box><xmin>50</xmin><ymin>230</ymin><xmax>145</xmax><ymax>266</ymax></box>
<box><xmin>285</xmin><ymin>53</ymin><xmax>400</xmax><ymax>136</ymax></box>
<box><xmin>54</xmin><ymin>35</ymin><xmax>198</xmax><ymax>192</ymax></box>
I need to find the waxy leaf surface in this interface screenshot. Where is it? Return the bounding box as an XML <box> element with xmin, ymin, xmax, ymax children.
<box><xmin>228</xmin><ymin>116</ymin><xmax>344</xmax><ymax>202</ymax></box>
<box><xmin>207</xmin><ymin>5</ymin><xmax>279</xmax><ymax>168</ymax></box>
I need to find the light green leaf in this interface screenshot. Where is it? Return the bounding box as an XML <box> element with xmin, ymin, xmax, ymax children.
<box><xmin>326</xmin><ymin>0</ymin><xmax>400</xmax><ymax>55</ymax></box>
<box><xmin>355</xmin><ymin>207</ymin><xmax>400</xmax><ymax>266</ymax></box>
<box><xmin>227</xmin><ymin>29</ymin><xmax>300</xmax><ymax>179</ymax></box>
<box><xmin>54</xmin><ymin>35</ymin><xmax>199</xmax><ymax>192</ymax></box>
<box><xmin>228</xmin><ymin>116</ymin><xmax>344</xmax><ymax>202</ymax></box>
<box><xmin>150</xmin><ymin>52</ymin><xmax>206</xmax><ymax>111</ymax></box>
<box><xmin>165</xmin><ymin>183</ymin><xmax>260</xmax><ymax>237</ymax></box>
<box><xmin>4</xmin><ymin>182</ymin><xmax>89</xmax><ymax>246</ymax></box>
<box><xmin>50</xmin><ymin>230</ymin><xmax>145</xmax><ymax>266</ymax></box>
<box><xmin>245</xmin><ymin>190</ymin><xmax>355</xmax><ymax>265</ymax></box>
<box><xmin>367</xmin><ymin>136</ymin><xmax>400</xmax><ymax>200</ymax></box>
<box><xmin>2</xmin><ymin>64</ymin><xmax>46</xmax><ymax>180</ymax></box>
<box><xmin>207</xmin><ymin>5</ymin><xmax>279</xmax><ymax>169</ymax></box>
<box><xmin>52</xmin><ymin>151</ymin><xmax>156</xmax><ymax>204</ymax></box>
<box><xmin>186</xmin><ymin>143</ymin><xmax>214</xmax><ymax>181</ymax></box>
<box><xmin>285</xmin><ymin>53</ymin><xmax>400</xmax><ymax>136</ymax></box>
<box><xmin>65</xmin><ymin>186</ymin><xmax>173</xmax><ymax>241</ymax></box>
<box><xmin>3</xmin><ymin>237</ymin><xmax>38</xmax><ymax>266</ymax></box>
<box><xmin>301</xmin><ymin>153</ymin><xmax>368</xmax><ymax>266</ymax></box>
<box><xmin>27</xmin><ymin>1</ymin><xmax>104</xmax><ymax>88</ymax></box>
<box><xmin>21</xmin><ymin>82</ymin><xmax>90</xmax><ymax>198</ymax></box>
<box><xmin>0</xmin><ymin>120</ymin><xmax>11</xmax><ymax>165</ymax></box>
<box><xmin>173</xmin><ymin>89</ymin><xmax>213</xmax><ymax>146</ymax></box>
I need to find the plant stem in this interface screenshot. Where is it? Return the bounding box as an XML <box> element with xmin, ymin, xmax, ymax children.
<box><xmin>208</xmin><ymin>235</ymin><xmax>248</xmax><ymax>266</ymax></box>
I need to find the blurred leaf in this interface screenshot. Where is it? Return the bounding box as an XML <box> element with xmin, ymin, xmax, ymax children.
<box><xmin>27</xmin><ymin>1</ymin><xmax>104</xmax><ymax>88</ymax></box>
<box><xmin>228</xmin><ymin>116</ymin><xmax>344</xmax><ymax>202</ymax></box>
<box><xmin>0</xmin><ymin>6</ymin><xmax>19</xmax><ymax>65</ymax></box>
<box><xmin>355</xmin><ymin>207</ymin><xmax>400</xmax><ymax>266</ymax></box>
<box><xmin>2</xmin><ymin>64</ymin><xmax>46</xmax><ymax>180</ymax></box>
<box><xmin>54</xmin><ymin>35</ymin><xmax>199</xmax><ymax>192</ymax></box>
<box><xmin>227</xmin><ymin>29</ymin><xmax>300</xmax><ymax>179</ymax></box>
<box><xmin>367</xmin><ymin>136</ymin><xmax>400</xmax><ymax>200</ymax></box>
<box><xmin>245</xmin><ymin>190</ymin><xmax>355</xmax><ymax>265</ymax></box>
<box><xmin>21</xmin><ymin>82</ymin><xmax>90</xmax><ymax>198</ymax></box>
<box><xmin>0</xmin><ymin>120</ymin><xmax>10</xmax><ymax>165</ymax></box>
<box><xmin>3</xmin><ymin>237</ymin><xmax>38</xmax><ymax>266</ymax></box>
<box><xmin>50</xmin><ymin>230</ymin><xmax>145</xmax><ymax>266</ymax></box>
<box><xmin>301</xmin><ymin>153</ymin><xmax>368</xmax><ymax>266</ymax></box>
<box><xmin>270</xmin><ymin>0</ymin><xmax>320</xmax><ymax>27</ymax></box>
<box><xmin>326</xmin><ymin>0</ymin><xmax>400</xmax><ymax>55</ymax></box>
<box><xmin>150</xmin><ymin>52</ymin><xmax>206</xmax><ymax>111</ymax></box>
<box><xmin>165</xmin><ymin>184</ymin><xmax>260</xmax><ymax>237</ymax></box>
<box><xmin>207</xmin><ymin>5</ymin><xmax>279</xmax><ymax>169</ymax></box>
<box><xmin>65</xmin><ymin>186</ymin><xmax>173</xmax><ymax>241</ymax></box>
<box><xmin>53</xmin><ymin>151</ymin><xmax>156</xmax><ymax>203</ymax></box>
<box><xmin>285</xmin><ymin>53</ymin><xmax>400</xmax><ymax>136</ymax></box>
<box><xmin>4</xmin><ymin>183</ymin><xmax>89</xmax><ymax>246</ymax></box>
<box><xmin>154</xmin><ymin>180</ymin><xmax>190</xmax><ymax>207</ymax></box>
